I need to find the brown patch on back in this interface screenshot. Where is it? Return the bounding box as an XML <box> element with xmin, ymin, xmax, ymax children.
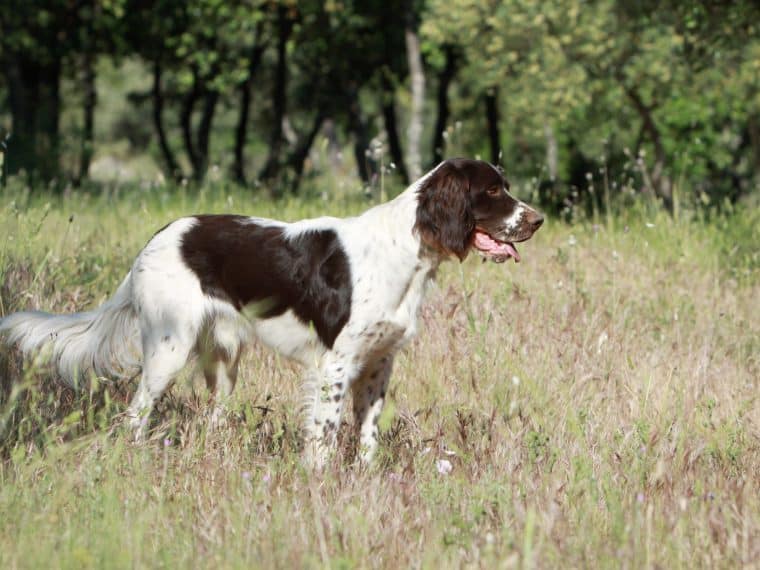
<box><xmin>180</xmin><ymin>215</ymin><xmax>352</xmax><ymax>348</ymax></box>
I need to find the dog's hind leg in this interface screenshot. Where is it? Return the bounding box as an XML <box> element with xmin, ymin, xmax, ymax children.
<box><xmin>127</xmin><ymin>326</ymin><xmax>196</xmax><ymax>440</ymax></box>
<box><xmin>201</xmin><ymin>317</ymin><xmax>243</xmax><ymax>428</ymax></box>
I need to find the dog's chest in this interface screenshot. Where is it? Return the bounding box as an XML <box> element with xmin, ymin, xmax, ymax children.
<box><xmin>349</xmin><ymin>258</ymin><xmax>436</xmax><ymax>351</ymax></box>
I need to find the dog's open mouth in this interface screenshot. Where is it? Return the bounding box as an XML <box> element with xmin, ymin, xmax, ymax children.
<box><xmin>472</xmin><ymin>229</ymin><xmax>520</xmax><ymax>263</ymax></box>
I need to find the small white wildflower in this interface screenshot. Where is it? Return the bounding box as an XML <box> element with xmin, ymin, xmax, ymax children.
<box><xmin>422</xmin><ymin>446</ymin><xmax>431</xmax><ymax>455</ymax></box>
<box><xmin>485</xmin><ymin>532</ymin><xmax>495</xmax><ymax>545</ymax></box>
<box><xmin>568</xmin><ymin>235</ymin><xmax>577</xmax><ymax>246</ymax></box>
<box><xmin>596</xmin><ymin>331</ymin><xmax>608</xmax><ymax>354</ymax></box>
<box><xmin>388</xmin><ymin>472</ymin><xmax>403</xmax><ymax>483</ymax></box>
<box><xmin>645</xmin><ymin>222</ymin><xmax>655</xmax><ymax>228</ymax></box>
<box><xmin>511</xmin><ymin>375</ymin><xmax>520</xmax><ymax>387</ymax></box>
<box><xmin>436</xmin><ymin>459</ymin><xmax>453</xmax><ymax>475</ymax></box>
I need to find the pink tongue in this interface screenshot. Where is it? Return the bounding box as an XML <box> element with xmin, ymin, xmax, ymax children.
<box><xmin>473</xmin><ymin>231</ymin><xmax>521</xmax><ymax>262</ymax></box>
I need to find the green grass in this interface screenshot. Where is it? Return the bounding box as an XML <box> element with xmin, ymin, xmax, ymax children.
<box><xmin>0</xmin><ymin>180</ymin><xmax>758</xmax><ymax>569</ymax></box>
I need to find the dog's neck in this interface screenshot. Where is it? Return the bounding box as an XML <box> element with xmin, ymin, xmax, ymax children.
<box><xmin>361</xmin><ymin>175</ymin><xmax>451</xmax><ymax>271</ymax></box>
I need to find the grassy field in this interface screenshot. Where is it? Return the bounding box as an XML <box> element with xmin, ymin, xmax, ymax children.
<box><xmin>0</xmin><ymin>180</ymin><xmax>758</xmax><ymax>569</ymax></box>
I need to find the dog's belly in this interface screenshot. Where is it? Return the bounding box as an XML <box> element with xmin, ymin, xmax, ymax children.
<box><xmin>252</xmin><ymin>310</ymin><xmax>322</xmax><ymax>365</ymax></box>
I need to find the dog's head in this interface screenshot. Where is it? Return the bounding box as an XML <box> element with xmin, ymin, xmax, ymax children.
<box><xmin>414</xmin><ymin>158</ymin><xmax>544</xmax><ymax>263</ymax></box>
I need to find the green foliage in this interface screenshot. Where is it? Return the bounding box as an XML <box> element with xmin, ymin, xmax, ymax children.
<box><xmin>1</xmin><ymin>0</ymin><xmax>758</xmax><ymax>209</ymax></box>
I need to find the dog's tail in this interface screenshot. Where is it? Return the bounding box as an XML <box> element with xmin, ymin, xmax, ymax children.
<box><xmin>0</xmin><ymin>273</ymin><xmax>141</xmax><ymax>387</ymax></box>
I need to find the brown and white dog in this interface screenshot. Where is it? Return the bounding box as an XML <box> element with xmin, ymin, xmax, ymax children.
<box><xmin>0</xmin><ymin>158</ymin><xmax>543</xmax><ymax>465</ymax></box>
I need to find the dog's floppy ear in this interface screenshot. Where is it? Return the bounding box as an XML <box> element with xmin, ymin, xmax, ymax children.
<box><xmin>414</xmin><ymin>160</ymin><xmax>474</xmax><ymax>260</ymax></box>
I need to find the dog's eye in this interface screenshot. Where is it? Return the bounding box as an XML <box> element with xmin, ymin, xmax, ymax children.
<box><xmin>487</xmin><ymin>187</ymin><xmax>502</xmax><ymax>197</ymax></box>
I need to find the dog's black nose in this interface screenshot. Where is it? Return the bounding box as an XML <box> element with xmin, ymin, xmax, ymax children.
<box><xmin>527</xmin><ymin>211</ymin><xmax>544</xmax><ymax>231</ymax></box>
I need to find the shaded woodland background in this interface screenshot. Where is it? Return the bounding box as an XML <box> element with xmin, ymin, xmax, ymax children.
<box><xmin>1</xmin><ymin>0</ymin><xmax>759</xmax><ymax>212</ymax></box>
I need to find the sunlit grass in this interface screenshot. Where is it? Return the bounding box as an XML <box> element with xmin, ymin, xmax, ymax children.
<box><xmin>0</xmin><ymin>179</ymin><xmax>758</xmax><ymax>568</ymax></box>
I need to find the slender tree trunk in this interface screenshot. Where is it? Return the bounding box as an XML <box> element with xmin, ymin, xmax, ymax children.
<box><xmin>322</xmin><ymin>118</ymin><xmax>342</xmax><ymax>169</ymax></box>
<box><xmin>381</xmin><ymin>74</ymin><xmax>409</xmax><ymax>184</ymax></box>
<box><xmin>260</xmin><ymin>5</ymin><xmax>293</xmax><ymax>183</ymax></box>
<box><xmin>746</xmin><ymin>114</ymin><xmax>760</xmax><ymax>176</ymax></box>
<box><xmin>234</xmin><ymin>80</ymin><xmax>253</xmax><ymax>185</ymax></box>
<box><xmin>180</xmin><ymin>73</ymin><xmax>201</xmax><ymax>179</ymax></box>
<box><xmin>404</xmin><ymin>13</ymin><xmax>425</xmax><ymax>179</ymax></box>
<box><xmin>348</xmin><ymin>90</ymin><xmax>372</xmax><ymax>184</ymax></box>
<box><xmin>233</xmin><ymin>39</ymin><xmax>267</xmax><ymax>185</ymax></box>
<box><xmin>76</xmin><ymin>50</ymin><xmax>97</xmax><ymax>185</ymax></box>
<box><xmin>5</xmin><ymin>54</ymin><xmax>62</xmax><ymax>182</ymax></box>
<box><xmin>623</xmin><ymin>83</ymin><xmax>672</xmax><ymax>210</ymax></box>
<box><xmin>288</xmin><ymin>112</ymin><xmax>325</xmax><ymax>191</ymax></box>
<box><xmin>485</xmin><ymin>88</ymin><xmax>501</xmax><ymax>165</ymax></box>
<box><xmin>379</xmin><ymin>7</ymin><xmax>409</xmax><ymax>186</ymax></box>
<box><xmin>431</xmin><ymin>46</ymin><xmax>456</xmax><ymax>166</ymax></box>
<box><xmin>151</xmin><ymin>61</ymin><xmax>180</xmax><ymax>180</ymax></box>
<box><xmin>195</xmin><ymin>89</ymin><xmax>219</xmax><ymax>181</ymax></box>
<box><xmin>544</xmin><ymin>122</ymin><xmax>558</xmax><ymax>181</ymax></box>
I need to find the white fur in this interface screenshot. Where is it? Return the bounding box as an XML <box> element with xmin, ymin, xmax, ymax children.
<box><xmin>0</xmin><ymin>274</ymin><xmax>140</xmax><ymax>387</ymax></box>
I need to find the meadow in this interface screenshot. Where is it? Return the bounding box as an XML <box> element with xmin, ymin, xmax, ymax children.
<box><xmin>0</xmin><ymin>178</ymin><xmax>758</xmax><ymax>569</ymax></box>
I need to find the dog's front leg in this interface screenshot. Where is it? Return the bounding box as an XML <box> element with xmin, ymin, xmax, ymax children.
<box><xmin>351</xmin><ymin>355</ymin><xmax>393</xmax><ymax>465</ymax></box>
<box><xmin>302</xmin><ymin>353</ymin><xmax>358</xmax><ymax>468</ymax></box>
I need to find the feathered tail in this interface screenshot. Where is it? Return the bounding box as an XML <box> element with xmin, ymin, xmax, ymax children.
<box><xmin>0</xmin><ymin>273</ymin><xmax>141</xmax><ymax>387</ymax></box>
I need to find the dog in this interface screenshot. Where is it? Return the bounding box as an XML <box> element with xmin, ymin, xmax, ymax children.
<box><xmin>0</xmin><ymin>158</ymin><xmax>543</xmax><ymax>466</ymax></box>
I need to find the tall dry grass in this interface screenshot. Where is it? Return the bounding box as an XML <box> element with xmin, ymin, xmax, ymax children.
<box><xmin>0</xmin><ymin>183</ymin><xmax>757</xmax><ymax>568</ymax></box>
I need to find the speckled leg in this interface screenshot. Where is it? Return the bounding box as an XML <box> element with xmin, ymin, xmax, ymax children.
<box><xmin>351</xmin><ymin>355</ymin><xmax>393</xmax><ymax>464</ymax></box>
<box><xmin>302</xmin><ymin>353</ymin><xmax>360</xmax><ymax>468</ymax></box>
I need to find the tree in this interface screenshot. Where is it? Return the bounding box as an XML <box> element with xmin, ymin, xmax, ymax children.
<box><xmin>1</xmin><ymin>1</ymin><xmax>80</xmax><ymax>181</ymax></box>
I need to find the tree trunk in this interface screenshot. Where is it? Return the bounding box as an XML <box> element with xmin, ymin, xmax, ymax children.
<box><xmin>5</xmin><ymin>54</ymin><xmax>62</xmax><ymax>182</ymax></box>
<box><xmin>381</xmin><ymin>74</ymin><xmax>409</xmax><ymax>185</ymax></box>
<box><xmin>404</xmin><ymin>15</ymin><xmax>425</xmax><ymax>179</ymax></box>
<box><xmin>260</xmin><ymin>5</ymin><xmax>293</xmax><ymax>183</ymax></box>
<box><xmin>623</xmin><ymin>84</ymin><xmax>672</xmax><ymax>210</ymax></box>
<box><xmin>431</xmin><ymin>46</ymin><xmax>457</xmax><ymax>166</ymax></box>
<box><xmin>288</xmin><ymin>112</ymin><xmax>326</xmax><ymax>191</ymax></box>
<box><xmin>180</xmin><ymin>73</ymin><xmax>201</xmax><ymax>179</ymax></box>
<box><xmin>76</xmin><ymin>50</ymin><xmax>97</xmax><ymax>185</ymax></box>
<box><xmin>747</xmin><ymin>114</ymin><xmax>760</xmax><ymax>176</ymax></box>
<box><xmin>195</xmin><ymin>89</ymin><xmax>219</xmax><ymax>181</ymax></box>
<box><xmin>348</xmin><ymin>91</ymin><xmax>372</xmax><ymax>184</ymax></box>
<box><xmin>485</xmin><ymin>88</ymin><xmax>501</xmax><ymax>165</ymax></box>
<box><xmin>151</xmin><ymin>62</ymin><xmax>181</xmax><ymax>180</ymax></box>
<box><xmin>544</xmin><ymin>122</ymin><xmax>558</xmax><ymax>181</ymax></box>
<box><xmin>233</xmin><ymin>39</ymin><xmax>267</xmax><ymax>185</ymax></box>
